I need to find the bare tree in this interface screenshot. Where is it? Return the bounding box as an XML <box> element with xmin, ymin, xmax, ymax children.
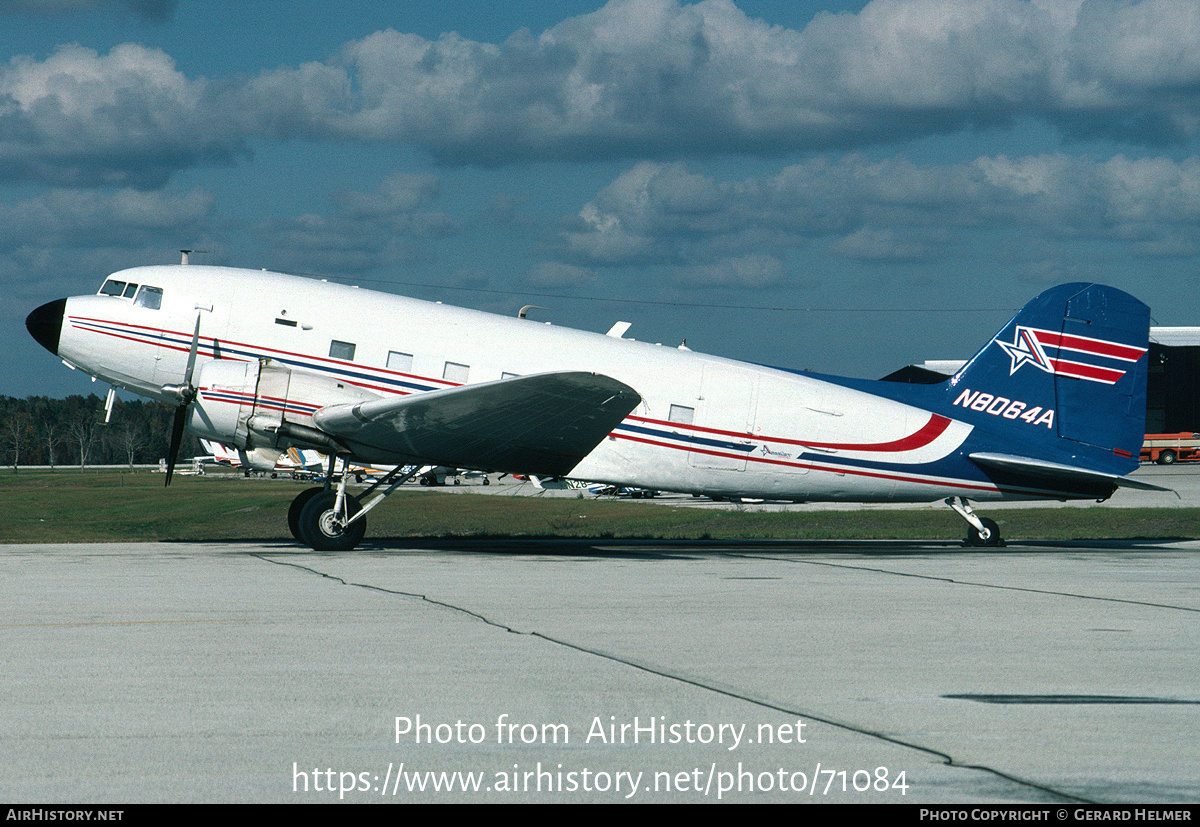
<box><xmin>4</xmin><ymin>407</ymin><xmax>30</xmax><ymax>471</ymax></box>
<box><xmin>68</xmin><ymin>412</ymin><xmax>102</xmax><ymax>469</ymax></box>
<box><xmin>40</xmin><ymin>420</ymin><xmax>65</xmax><ymax>469</ymax></box>
<box><xmin>112</xmin><ymin>417</ymin><xmax>148</xmax><ymax>469</ymax></box>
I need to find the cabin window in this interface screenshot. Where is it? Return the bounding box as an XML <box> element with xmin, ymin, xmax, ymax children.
<box><xmin>669</xmin><ymin>404</ymin><xmax>695</xmax><ymax>425</ymax></box>
<box><xmin>443</xmin><ymin>361</ymin><xmax>469</xmax><ymax>383</ymax></box>
<box><xmin>134</xmin><ymin>285</ymin><xmax>162</xmax><ymax>310</ymax></box>
<box><xmin>387</xmin><ymin>351</ymin><xmax>413</xmax><ymax>372</ymax></box>
<box><xmin>329</xmin><ymin>340</ymin><xmax>356</xmax><ymax>361</ymax></box>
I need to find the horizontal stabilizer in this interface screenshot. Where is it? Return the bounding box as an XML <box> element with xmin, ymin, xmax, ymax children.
<box><xmin>969</xmin><ymin>452</ymin><xmax>1173</xmax><ymax>495</ymax></box>
<box><xmin>313</xmin><ymin>371</ymin><xmax>641</xmax><ymax>477</ymax></box>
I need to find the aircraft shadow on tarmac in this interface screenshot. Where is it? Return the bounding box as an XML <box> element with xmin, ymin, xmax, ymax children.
<box><xmin>207</xmin><ymin>535</ymin><xmax>1195</xmax><ymax>558</ymax></box>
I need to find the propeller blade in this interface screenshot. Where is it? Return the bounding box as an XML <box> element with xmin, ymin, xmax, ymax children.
<box><xmin>165</xmin><ymin>402</ymin><xmax>188</xmax><ymax>486</ymax></box>
<box><xmin>183</xmin><ymin>313</ymin><xmax>201</xmax><ymax>386</ymax></box>
<box><xmin>165</xmin><ymin>313</ymin><xmax>203</xmax><ymax>487</ymax></box>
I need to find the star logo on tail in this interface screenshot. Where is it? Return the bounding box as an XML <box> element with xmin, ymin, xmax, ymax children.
<box><xmin>995</xmin><ymin>326</ymin><xmax>1053</xmax><ymax>375</ymax></box>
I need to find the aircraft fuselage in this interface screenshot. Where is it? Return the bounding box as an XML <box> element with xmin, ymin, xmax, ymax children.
<box><xmin>29</xmin><ymin>265</ymin><xmax>1155</xmax><ymax>526</ymax></box>
<box><xmin>34</xmin><ymin>264</ymin><xmax>999</xmax><ymax>503</ymax></box>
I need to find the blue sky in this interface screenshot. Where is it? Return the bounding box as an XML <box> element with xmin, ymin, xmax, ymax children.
<box><xmin>5</xmin><ymin>0</ymin><xmax>1200</xmax><ymax>398</ymax></box>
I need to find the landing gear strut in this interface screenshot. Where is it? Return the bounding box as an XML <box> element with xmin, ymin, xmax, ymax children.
<box><xmin>946</xmin><ymin>496</ymin><xmax>1004</xmax><ymax>547</ymax></box>
<box><xmin>287</xmin><ymin>460</ymin><xmax>422</xmax><ymax>550</ymax></box>
<box><xmin>287</xmin><ymin>455</ymin><xmax>366</xmax><ymax>550</ymax></box>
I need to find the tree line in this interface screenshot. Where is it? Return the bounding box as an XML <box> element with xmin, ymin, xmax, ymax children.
<box><xmin>0</xmin><ymin>394</ymin><xmax>200</xmax><ymax>469</ymax></box>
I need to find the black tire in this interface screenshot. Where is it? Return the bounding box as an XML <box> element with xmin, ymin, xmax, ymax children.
<box><xmin>298</xmin><ymin>491</ymin><xmax>366</xmax><ymax>551</ymax></box>
<box><xmin>287</xmin><ymin>487</ymin><xmax>324</xmax><ymax>544</ymax></box>
<box><xmin>1158</xmin><ymin>449</ymin><xmax>1177</xmax><ymax>465</ymax></box>
<box><xmin>966</xmin><ymin>517</ymin><xmax>1002</xmax><ymax>547</ymax></box>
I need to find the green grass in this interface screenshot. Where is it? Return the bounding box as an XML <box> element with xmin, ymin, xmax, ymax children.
<box><xmin>0</xmin><ymin>468</ymin><xmax>1195</xmax><ymax>544</ymax></box>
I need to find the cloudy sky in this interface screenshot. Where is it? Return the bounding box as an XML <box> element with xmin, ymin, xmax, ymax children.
<box><xmin>6</xmin><ymin>0</ymin><xmax>1200</xmax><ymax>398</ymax></box>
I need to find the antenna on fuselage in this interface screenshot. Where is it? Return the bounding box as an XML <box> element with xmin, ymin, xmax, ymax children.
<box><xmin>179</xmin><ymin>249</ymin><xmax>209</xmax><ymax>265</ymax></box>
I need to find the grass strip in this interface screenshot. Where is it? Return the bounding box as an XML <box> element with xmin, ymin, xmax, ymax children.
<box><xmin>0</xmin><ymin>469</ymin><xmax>1193</xmax><ymax>544</ymax></box>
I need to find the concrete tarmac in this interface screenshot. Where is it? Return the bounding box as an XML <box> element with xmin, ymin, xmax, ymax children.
<box><xmin>3</xmin><ymin>535</ymin><xmax>1198</xmax><ymax>804</ymax></box>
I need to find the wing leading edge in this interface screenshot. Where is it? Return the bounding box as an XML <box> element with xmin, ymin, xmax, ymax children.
<box><xmin>312</xmin><ymin>371</ymin><xmax>641</xmax><ymax>478</ymax></box>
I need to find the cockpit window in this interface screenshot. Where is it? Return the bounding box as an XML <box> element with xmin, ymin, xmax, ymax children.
<box><xmin>134</xmin><ymin>285</ymin><xmax>163</xmax><ymax>310</ymax></box>
<box><xmin>98</xmin><ymin>280</ymin><xmax>140</xmax><ymax>298</ymax></box>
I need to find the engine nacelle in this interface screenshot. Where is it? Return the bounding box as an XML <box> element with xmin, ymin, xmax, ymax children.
<box><xmin>188</xmin><ymin>358</ymin><xmax>376</xmax><ymax>469</ymax></box>
<box><xmin>188</xmin><ymin>359</ymin><xmax>257</xmax><ymax>449</ymax></box>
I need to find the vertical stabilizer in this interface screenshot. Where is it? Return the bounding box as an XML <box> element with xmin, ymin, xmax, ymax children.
<box><xmin>947</xmin><ymin>283</ymin><xmax>1149</xmax><ymax>470</ymax></box>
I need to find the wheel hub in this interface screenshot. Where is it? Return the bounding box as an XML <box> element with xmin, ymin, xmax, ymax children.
<box><xmin>318</xmin><ymin>509</ymin><xmax>345</xmax><ymax>537</ymax></box>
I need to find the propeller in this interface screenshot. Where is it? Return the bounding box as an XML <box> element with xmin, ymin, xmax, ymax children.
<box><xmin>164</xmin><ymin>314</ymin><xmax>202</xmax><ymax>486</ymax></box>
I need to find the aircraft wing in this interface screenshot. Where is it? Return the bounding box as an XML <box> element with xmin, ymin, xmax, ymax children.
<box><xmin>311</xmin><ymin>371</ymin><xmax>641</xmax><ymax>477</ymax></box>
<box><xmin>969</xmin><ymin>452</ymin><xmax>1174</xmax><ymax>495</ymax></box>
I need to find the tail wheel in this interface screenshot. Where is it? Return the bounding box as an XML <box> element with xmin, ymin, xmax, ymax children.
<box><xmin>298</xmin><ymin>491</ymin><xmax>366</xmax><ymax>551</ymax></box>
<box><xmin>287</xmin><ymin>487</ymin><xmax>324</xmax><ymax>543</ymax></box>
<box><xmin>966</xmin><ymin>517</ymin><xmax>1002</xmax><ymax>547</ymax></box>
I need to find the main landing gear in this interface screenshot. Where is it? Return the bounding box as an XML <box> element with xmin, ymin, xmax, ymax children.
<box><xmin>946</xmin><ymin>496</ymin><xmax>1004</xmax><ymax>547</ymax></box>
<box><xmin>288</xmin><ymin>486</ymin><xmax>365</xmax><ymax>551</ymax></box>
<box><xmin>288</xmin><ymin>458</ymin><xmax>422</xmax><ymax>550</ymax></box>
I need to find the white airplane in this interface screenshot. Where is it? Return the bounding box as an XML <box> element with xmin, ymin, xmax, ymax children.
<box><xmin>26</xmin><ymin>264</ymin><xmax>1165</xmax><ymax>550</ymax></box>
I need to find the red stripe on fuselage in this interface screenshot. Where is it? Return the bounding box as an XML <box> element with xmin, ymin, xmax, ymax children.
<box><xmin>613</xmin><ymin>432</ymin><xmax>999</xmax><ymax>494</ymax></box>
<box><xmin>629</xmin><ymin>412</ymin><xmax>953</xmax><ymax>453</ymax></box>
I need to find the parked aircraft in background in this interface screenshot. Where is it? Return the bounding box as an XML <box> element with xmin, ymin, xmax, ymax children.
<box><xmin>200</xmin><ymin>438</ymin><xmax>470</xmax><ymax>486</ymax></box>
<box><xmin>26</xmin><ymin>263</ymin><xmax>1165</xmax><ymax>549</ymax></box>
<box><xmin>197</xmin><ymin>439</ymin><xmax>325</xmax><ymax>479</ymax></box>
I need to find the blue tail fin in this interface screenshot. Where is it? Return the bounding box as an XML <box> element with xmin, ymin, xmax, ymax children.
<box><xmin>947</xmin><ymin>283</ymin><xmax>1150</xmax><ymax>471</ymax></box>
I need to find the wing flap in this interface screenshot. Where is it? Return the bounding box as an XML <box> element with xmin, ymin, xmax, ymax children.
<box><xmin>313</xmin><ymin>371</ymin><xmax>641</xmax><ymax>477</ymax></box>
<box><xmin>969</xmin><ymin>452</ymin><xmax>1173</xmax><ymax>496</ymax></box>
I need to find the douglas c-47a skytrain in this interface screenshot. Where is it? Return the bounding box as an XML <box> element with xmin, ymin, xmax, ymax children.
<box><xmin>26</xmin><ymin>263</ymin><xmax>1166</xmax><ymax>550</ymax></box>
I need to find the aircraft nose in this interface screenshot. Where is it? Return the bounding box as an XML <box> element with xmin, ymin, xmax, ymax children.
<box><xmin>26</xmin><ymin>298</ymin><xmax>66</xmax><ymax>356</ymax></box>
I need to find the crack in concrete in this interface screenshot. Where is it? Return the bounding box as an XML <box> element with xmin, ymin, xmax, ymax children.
<box><xmin>251</xmin><ymin>551</ymin><xmax>1097</xmax><ymax>804</ymax></box>
<box><xmin>731</xmin><ymin>552</ymin><xmax>1200</xmax><ymax>613</ymax></box>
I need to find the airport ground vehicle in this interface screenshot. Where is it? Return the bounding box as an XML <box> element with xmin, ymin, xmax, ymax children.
<box><xmin>1140</xmin><ymin>433</ymin><xmax>1200</xmax><ymax>465</ymax></box>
